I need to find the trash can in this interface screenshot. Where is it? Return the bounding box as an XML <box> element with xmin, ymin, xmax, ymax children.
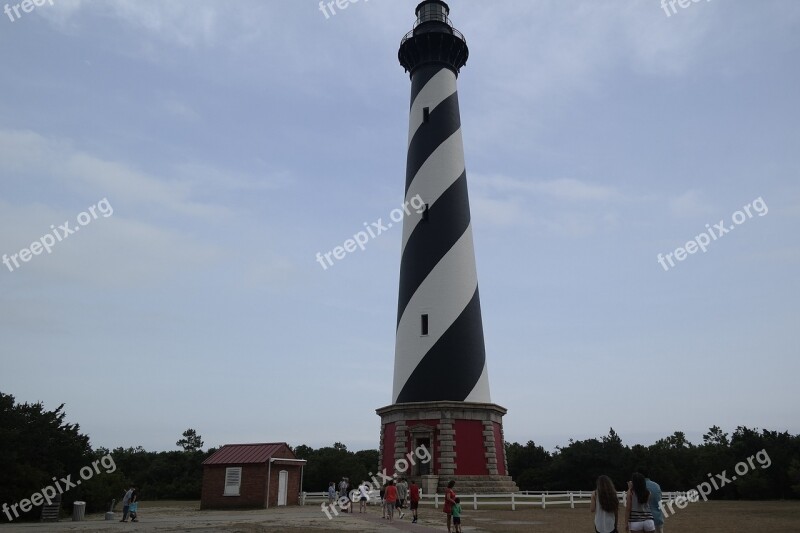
<box><xmin>72</xmin><ymin>501</ymin><xmax>86</xmax><ymax>521</ymax></box>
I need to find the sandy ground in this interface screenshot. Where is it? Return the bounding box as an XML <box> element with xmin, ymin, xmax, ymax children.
<box><xmin>2</xmin><ymin>500</ymin><xmax>800</xmax><ymax>532</ymax></box>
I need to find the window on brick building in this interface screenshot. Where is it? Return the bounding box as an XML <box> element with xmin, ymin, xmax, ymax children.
<box><xmin>224</xmin><ymin>467</ymin><xmax>242</xmax><ymax>496</ymax></box>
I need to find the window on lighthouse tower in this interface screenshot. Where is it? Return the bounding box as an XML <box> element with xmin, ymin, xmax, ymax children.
<box><xmin>421</xmin><ymin>314</ymin><xmax>429</xmax><ymax>336</ymax></box>
<box><xmin>423</xmin><ymin>107</ymin><xmax>430</xmax><ymax>123</ymax></box>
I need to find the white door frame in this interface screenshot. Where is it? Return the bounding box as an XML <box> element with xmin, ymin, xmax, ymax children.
<box><xmin>277</xmin><ymin>470</ymin><xmax>289</xmax><ymax>506</ymax></box>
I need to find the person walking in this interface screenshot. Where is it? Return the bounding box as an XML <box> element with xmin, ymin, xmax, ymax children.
<box><xmin>327</xmin><ymin>482</ymin><xmax>336</xmax><ymax>505</ymax></box>
<box><xmin>638</xmin><ymin>468</ymin><xmax>664</xmax><ymax>533</ymax></box>
<box><xmin>120</xmin><ymin>486</ymin><xmax>133</xmax><ymax>522</ymax></box>
<box><xmin>626</xmin><ymin>473</ymin><xmax>655</xmax><ymax>532</ymax></box>
<box><xmin>358</xmin><ymin>481</ymin><xmax>369</xmax><ymax>513</ymax></box>
<box><xmin>590</xmin><ymin>475</ymin><xmax>619</xmax><ymax>533</ymax></box>
<box><xmin>338</xmin><ymin>477</ymin><xmax>350</xmax><ymax>513</ymax></box>
<box><xmin>396</xmin><ymin>477</ymin><xmax>407</xmax><ymax>518</ymax></box>
<box><xmin>443</xmin><ymin>480</ymin><xmax>457</xmax><ymax>533</ymax></box>
<box><xmin>128</xmin><ymin>488</ymin><xmax>139</xmax><ymax>523</ymax></box>
<box><xmin>409</xmin><ymin>479</ymin><xmax>420</xmax><ymax>523</ymax></box>
<box><xmin>384</xmin><ymin>480</ymin><xmax>398</xmax><ymax>523</ymax></box>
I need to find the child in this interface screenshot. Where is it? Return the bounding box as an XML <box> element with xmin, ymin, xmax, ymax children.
<box><xmin>128</xmin><ymin>489</ymin><xmax>139</xmax><ymax>522</ymax></box>
<box><xmin>452</xmin><ymin>497</ymin><xmax>462</xmax><ymax>533</ymax></box>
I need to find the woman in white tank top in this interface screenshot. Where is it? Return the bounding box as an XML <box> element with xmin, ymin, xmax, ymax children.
<box><xmin>590</xmin><ymin>475</ymin><xmax>619</xmax><ymax>533</ymax></box>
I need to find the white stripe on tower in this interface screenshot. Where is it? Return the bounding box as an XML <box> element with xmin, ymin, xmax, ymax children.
<box><xmin>393</xmin><ymin>226</ymin><xmax>479</xmax><ymax>397</ymax></box>
<box><xmin>407</xmin><ymin>68</ymin><xmax>457</xmax><ymax>147</ymax></box>
<box><xmin>401</xmin><ymin>129</ymin><xmax>465</xmax><ymax>253</ymax></box>
<box><xmin>393</xmin><ymin>1</ymin><xmax>491</xmax><ymax>404</ymax></box>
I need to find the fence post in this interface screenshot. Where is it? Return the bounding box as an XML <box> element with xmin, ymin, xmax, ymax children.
<box><xmin>435</xmin><ymin>493</ymin><xmax>439</xmax><ymax>509</ymax></box>
<box><xmin>570</xmin><ymin>492</ymin><xmax>574</xmax><ymax>509</ymax></box>
<box><xmin>511</xmin><ymin>492</ymin><xmax>515</xmax><ymax>511</ymax></box>
<box><xmin>473</xmin><ymin>493</ymin><xmax>477</xmax><ymax>511</ymax></box>
<box><xmin>541</xmin><ymin>493</ymin><xmax>546</xmax><ymax>509</ymax></box>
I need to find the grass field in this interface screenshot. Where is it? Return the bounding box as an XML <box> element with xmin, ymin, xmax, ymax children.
<box><xmin>3</xmin><ymin>499</ymin><xmax>800</xmax><ymax>532</ymax></box>
<box><xmin>448</xmin><ymin>500</ymin><xmax>800</xmax><ymax>532</ymax></box>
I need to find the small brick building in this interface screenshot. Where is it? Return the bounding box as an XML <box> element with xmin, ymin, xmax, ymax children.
<box><xmin>200</xmin><ymin>442</ymin><xmax>306</xmax><ymax>510</ymax></box>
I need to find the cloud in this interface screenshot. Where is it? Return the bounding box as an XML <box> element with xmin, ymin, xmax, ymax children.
<box><xmin>37</xmin><ymin>0</ymin><xmax>220</xmax><ymax>48</ymax></box>
<box><xmin>0</xmin><ymin>128</ymin><xmax>281</xmax><ymax>218</ymax></box>
<box><xmin>0</xmin><ymin>198</ymin><xmax>221</xmax><ymax>289</ymax></box>
<box><xmin>474</xmin><ymin>175</ymin><xmax>626</xmax><ymax>203</ymax></box>
<box><xmin>468</xmin><ymin>173</ymin><xmax>625</xmax><ymax>236</ymax></box>
<box><xmin>668</xmin><ymin>189</ymin><xmax>716</xmax><ymax>218</ymax></box>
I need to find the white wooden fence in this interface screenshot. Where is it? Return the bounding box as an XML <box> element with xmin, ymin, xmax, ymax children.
<box><xmin>303</xmin><ymin>490</ymin><xmax>689</xmax><ymax>510</ymax></box>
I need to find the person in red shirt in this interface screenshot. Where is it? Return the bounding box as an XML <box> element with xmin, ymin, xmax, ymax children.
<box><xmin>384</xmin><ymin>480</ymin><xmax>399</xmax><ymax>522</ymax></box>
<box><xmin>409</xmin><ymin>479</ymin><xmax>420</xmax><ymax>524</ymax></box>
<box><xmin>443</xmin><ymin>480</ymin><xmax>457</xmax><ymax>533</ymax></box>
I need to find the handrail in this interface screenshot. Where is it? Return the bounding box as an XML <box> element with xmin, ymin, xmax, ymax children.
<box><xmin>400</xmin><ymin>26</ymin><xmax>466</xmax><ymax>46</ymax></box>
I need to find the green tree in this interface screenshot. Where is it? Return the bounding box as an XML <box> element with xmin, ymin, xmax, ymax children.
<box><xmin>0</xmin><ymin>392</ymin><xmax>95</xmax><ymax>522</ymax></box>
<box><xmin>176</xmin><ymin>429</ymin><xmax>204</xmax><ymax>452</ymax></box>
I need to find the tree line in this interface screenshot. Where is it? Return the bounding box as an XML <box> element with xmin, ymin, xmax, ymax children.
<box><xmin>0</xmin><ymin>392</ymin><xmax>212</xmax><ymax>522</ymax></box>
<box><xmin>3</xmin><ymin>391</ymin><xmax>798</xmax><ymax>522</ymax></box>
<box><xmin>505</xmin><ymin>427</ymin><xmax>800</xmax><ymax>499</ymax></box>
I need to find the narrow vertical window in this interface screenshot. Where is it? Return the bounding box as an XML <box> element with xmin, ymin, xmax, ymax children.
<box><xmin>224</xmin><ymin>467</ymin><xmax>242</xmax><ymax>496</ymax></box>
<box><xmin>422</xmin><ymin>203</ymin><xmax>429</xmax><ymax>221</ymax></box>
<box><xmin>423</xmin><ymin>107</ymin><xmax>430</xmax><ymax>123</ymax></box>
<box><xmin>421</xmin><ymin>314</ymin><xmax>429</xmax><ymax>336</ymax></box>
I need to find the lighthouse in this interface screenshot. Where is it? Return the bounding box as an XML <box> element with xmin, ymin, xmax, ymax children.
<box><xmin>377</xmin><ymin>0</ymin><xmax>518</xmax><ymax>494</ymax></box>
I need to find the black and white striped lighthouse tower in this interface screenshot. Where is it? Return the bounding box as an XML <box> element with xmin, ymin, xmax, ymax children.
<box><xmin>377</xmin><ymin>0</ymin><xmax>517</xmax><ymax>494</ymax></box>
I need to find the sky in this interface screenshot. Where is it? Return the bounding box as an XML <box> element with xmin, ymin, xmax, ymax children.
<box><xmin>1</xmin><ymin>0</ymin><xmax>798</xmax><ymax>455</ymax></box>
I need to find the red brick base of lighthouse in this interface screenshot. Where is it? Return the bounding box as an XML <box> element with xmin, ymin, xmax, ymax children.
<box><xmin>377</xmin><ymin>401</ymin><xmax>519</xmax><ymax>494</ymax></box>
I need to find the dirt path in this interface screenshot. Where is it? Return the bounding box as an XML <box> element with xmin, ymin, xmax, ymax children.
<box><xmin>2</xmin><ymin>500</ymin><xmax>800</xmax><ymax>532</ymax></box>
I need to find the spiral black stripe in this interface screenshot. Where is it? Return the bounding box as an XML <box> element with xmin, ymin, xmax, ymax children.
<box><xmin>409</xmin><ymin>64</ymin><xmax>443</xmax><ymax>108</ymax></box>
<box><xmin>395</xmin><ymin>287</ymin><xmax>486</xmax><ymax>402</ymax></box>
<box><xmin>405</xmin><ymin>92</ymin><xmax>461</xmax><ymax>194</ymax></box>
<box><xmin>396</xmin><ymin>170</ymin><xmax>470</xmax><ymax>326</ymax></box>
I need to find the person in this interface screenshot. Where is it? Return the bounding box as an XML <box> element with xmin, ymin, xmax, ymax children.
<box><xmin>120</xmin><ymin>486</ymin><xmax>133</xmax><ymax>522</ymax></box>
<box><xmin>443</xmin><ymin>480</ymin><xmax>457</xmax><ymax>533</ymax></box>
<box><xmin>452</xmin><ymin>496</ymin><xmax>463</xmax><ymax>533</ymax></box>
<box><xmin>409</xmin><ymin>478</ymin><xmax>420</xmax><ymax>523</ymax></box>
<box><xmin>327</xmin><ymin>482</ymin><xmax>336</xmax><ymax>505</ymax></box>
<box><xmin>384</xmin><ymin>479</ymin><xmax>398</xmax><ymax>523</ymax></box>
<box><xmin>591</xmin><ymin>475</ymin><xmax>619</xmax><ymax>533</ymax></box>
<box><xmin>637</xmin><ymin>468</ymin><xmax>664</xmax><ymax>533</ymax></box>
<box><xmin>128</xmin><ymin>488</ymin><xmax>139</xmax><ymax>523</ymax></box>
<box><xmin>396</xmin><ymin>477</ymin><xmax>407</xmax><ymax>518</ymax></box>
<box><xmin>380</xmin><ymin>483</ymin><xmax>387</xmax><ymax>519</ymax></box>
<box><xmin>627</xmin><ymin>473</ymin><xmax>655</xmax><ymax>532</ymax></box>
<box><xmin>338</xmin><ymin>477</ymin><xmax>349</xmax><ymax>513</ymax></box>
<box><xmin>358</xmin><ymin>481</ymin><xmax>369</xmax><ymax>513</ymax></box>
